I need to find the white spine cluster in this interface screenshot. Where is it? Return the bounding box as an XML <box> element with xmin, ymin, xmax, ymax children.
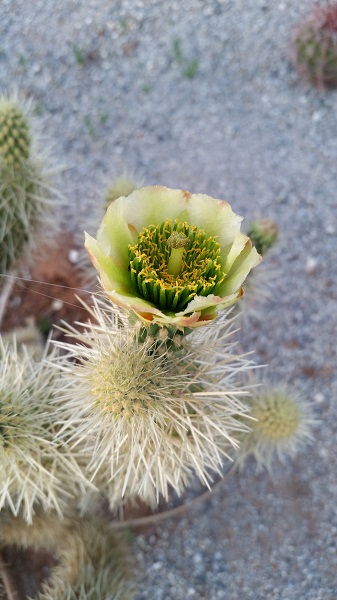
<box><xmin>50</xmin><ymin>297</ymin><xmax>254</xmax><ymax>510</ymax></box>
<box><xmin>0</xmin><ymin>338</ymin><xmax>88</xmax><ymax>524</ymax></box>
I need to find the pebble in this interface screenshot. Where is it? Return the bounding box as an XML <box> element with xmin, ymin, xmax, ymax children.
<box><xmin>306</xmin><ymin>257</ymin><xmax>318</xmax><ymax>275</ymax></box>
<box><xmin>51</xmin><ymin>299</ymin><xmax>64</xmax><ymax>311</ymax></box>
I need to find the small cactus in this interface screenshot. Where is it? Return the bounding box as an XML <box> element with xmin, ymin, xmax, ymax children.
<box><xmin>246</xmin><ymin>219</ymin><xmax>278</xmax><ymax>256</ymax></box>
<box><xmin>0</xmin><ymin>93</ymin><xmax>58</xmax><ymax>275</ymax></box>
<box><xmin>292</xmin><ymin>3</ymin><xmax>337</xmax><ymax>88</ymax></box>
<box><xmin>0</xmin><ymin>99</ymin><xmax>31</xmax><ymax>167</ymax></box>
<box><xmin>104</xmin><ymin>171</ymin><xmax>141</xmax><ymax>209</ymax></box>
<box><xmin>236</xmin><ymin>383</ymin><xmax>314</xmax><ymax>470</ymax></box>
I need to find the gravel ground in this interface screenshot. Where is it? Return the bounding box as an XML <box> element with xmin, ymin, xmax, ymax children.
<box><xmin>1</xmin><ymin>1</ymin><xmax>337</xmax><ymax>598</ymax></box>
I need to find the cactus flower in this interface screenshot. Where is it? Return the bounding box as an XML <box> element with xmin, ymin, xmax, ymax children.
<box><xmin>85</xmin><ymin>186</ymin><xmax>261</xmax><ymax>329</ymax></box>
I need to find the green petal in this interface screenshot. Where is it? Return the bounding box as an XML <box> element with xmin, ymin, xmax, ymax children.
<box><xmin>85</xmin><ymin>233</ymin><xmax>134</xmax><ymax>294</ymax></box>
<box><xmin>220</xmin><ymin>232</ymin><xmax>249</xmax><ymax>272</ymax></box>
<box><xmin>185</xmin><ymin>194</ymin><xmax>242</xmax><ymax>245</ymax></box>
<box><xmin>178</xmin><ymin>292</ymin><xmax>241</xmax><ymax>316</ymax></box>
<box><xmin>120</xmin><ymin>186</ymin><xmax>192</xmax><ymax>231</ymax></box>
<box><xmin>218</xmin><ymin>245</ymin><xmax>262</xmax><ymax>296</ymax></box>
<box><xmin>105</xmin><ymin>289</ymin><xmax>169</xmax><ymax>319</ymax></box>
<box><xmin>97</xmin><ymin>199</ymin><xmax>136</xmax><ymax>266</ymax></box>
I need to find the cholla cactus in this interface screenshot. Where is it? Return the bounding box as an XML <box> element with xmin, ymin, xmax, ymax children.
<box><xmin>292</xmin><ymin>3</ymin><xmax>337</xmax><ymax>88</ymax></box>
<box><xmin>1</xmin><ymin>512</ymin><xmax>132</xmax><ymax>599</ymax></box>
<box><xmin>236</xmin><ymin>383</ymin><xmax>314</xmax><ymax>469</ymax></box>
<box><xmin>1</xmin><ymin>323</ymin><xmax>44</xmax><ymax>359</ymax></box>
<box><xmin>0</xmin><ymin>511</ymin><xmax>84</xmax><ymax>586</ymax></box>
<box><xmin>37</xmin><ymin>563</ymin><xmax>129</xmax><ymax>600</ymax></box>
<box><xmin>0</xmin><ymin>92</ymin><xmax>58</xmax><ymax>275</ymax></box>
<box><xmin>51</xmin><ymin>296</ymin><xmax>253</xmax><ymax>511</ymax></box>
<box><xmin>0</xmin><ymin>338</ymin><xmax>89</xmax><ymax>524</ymax></box>
<box><xmin>34</xmin><ymin>516</ymin><xmax>132</xmax><ymax>600</ymax></box>
<box><xmin>246</xmin><ymin>219</ymin><xmax>278</xmax><ymax>257</ymax></box>
<box><xmin>104</xmin><ymin>171</ymin><xmax>141</xmax><ymax>209</ymax></box>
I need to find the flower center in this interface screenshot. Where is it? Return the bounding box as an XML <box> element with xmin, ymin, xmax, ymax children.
<box><xmin>128</xmin><ymin>219</ymin><xmax>225</xmax><ymax>312</ymax></box>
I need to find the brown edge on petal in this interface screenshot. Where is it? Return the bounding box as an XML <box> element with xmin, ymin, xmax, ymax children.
<box><xmin>85</xmin><ymin>246</ymin><xmax>96</xmax><ymax>266</ymax></box>
<box><xmin>182</xmin><ymin>190</ymin><xmax>192</xmax><ymax>199</ymax></box>
<box><xmin>216</xmin><ymin>199</ymin><xmax>231</xmax><ymax>208</ymax></box>
<box><xmin>136</xmin><ymin>311</ymin><xmax>155</xmax><ymax>322</ymax></box>
<box><xmin>128</xmin><ymin>223</ymin><xmax>137</xmax><ymax>235</ymax></box>
<box><xmin>197</xmin><ymin>314</ymin><xmax>215</xmax><ymax>322</ymax></box>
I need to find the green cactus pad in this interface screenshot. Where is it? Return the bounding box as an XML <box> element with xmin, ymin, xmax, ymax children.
<box><xmin>0</xmin><ymin>100</ymin><xmax>31</xmax><ymax>168</ymax></box>
<box><xmin>0</xmin><ymin>94</ymin><xmax>57</xmax><ymax>275</ymax></box>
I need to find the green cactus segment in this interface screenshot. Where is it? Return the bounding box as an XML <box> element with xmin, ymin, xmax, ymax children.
<box><xmin>293</xmin><ymin>5</ymin><xmax>337</xmax><ymax>87</ymax></box>
<box><xmin>0</xmin><ymin>95</ymin><xmax>55</xmax><ymax>275</ymax></box>
<box><xmin>128</xmin><ymin>218</ymin><xmax>225</xmax><ymax>312</ymax></box>
<box><xmin>247</xmin><ymin>219</ymin><xmax>278</xmax><ymax>256</ymax></box>
<box><xmin>296</xmin><ymin>28</ymin><xmax>337</xmax><ymax>86</ymax></box>
<box><xmin>105</xmin><ymin>176</ymin><xmax>137</xmax><ymax>208</ymax></box>
<box><xmin>253</xmin><ymin>390</ymin><xmax>301</xmax><ymax>442</ymax></box>
<box><xmin>0</xmin><ymin>166</ymin><xmax>39</xmax><ymax>273</ymax></box>
<box><xmin>0</xmin><ymin>389</ymin><xmax>39</xmax><ymax>448</ymax></box>
<box><xmin>0</xmin><ymin>101</ymin><xmax>31</xmax><ymax>167</ymax></box>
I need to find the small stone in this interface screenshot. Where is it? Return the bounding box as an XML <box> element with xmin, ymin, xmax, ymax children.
<box><xmin>325</xmin><ymin>223</ymin><xmax>335</xmax><ymax>235</ymax></box>
<box><xmin>68</xmin><ymin>248</ymin><xmax>79</xmax><ymax>264</ymax></box>
<box><xmin>306</xmin><ymin>257</ymin><xmax>318</xmax><ymax>275</ymax></box>
<box><xmin>151</xmin><ymin>561</ymin><xmax>162</xmax><ymax>570</ymax></box>
<box><xmin>314</xmin><ymin>393</ymin><xmax>324</xmax><ymax>403</ymax></box>
<box><xmin>312</xmin><ymin>111</ymin><xmax>322</xmax><ymax>123</ymax></box>
<box><xmin>193</xmin><ymin>551</ymin><xmax>203</xmax><ymax>564</ymax></box>
<box><xmin>51</xmin><ymin>299</ymin><xmax>64</xmax><ymax>311</ymax></box>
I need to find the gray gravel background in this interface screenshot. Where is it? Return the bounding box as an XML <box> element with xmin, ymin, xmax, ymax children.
<box><xmin>1</xmin><ymin>1</ymin><xmax>337</xmax><ymax>598</ymax></box>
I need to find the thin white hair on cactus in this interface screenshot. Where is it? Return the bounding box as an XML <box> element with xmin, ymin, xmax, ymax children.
<box><xmin>0</xmin><ymin>337</ymin><xmax>89</xmax><ymax>524</ymax></box>
<box><xmin>50</xmin><ymin>295</ymin><xmax>255</xmax><ymax>511</ymax></box>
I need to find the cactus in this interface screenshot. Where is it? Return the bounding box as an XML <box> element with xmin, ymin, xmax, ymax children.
<box><xmin>246</xmin><ymin>219</ymin><xmax>278</xmax><ymax>256</ymax></box>
<box><xmin>50</xmin><ymin>295</ymin><xmax>253</xmax><ymax>511</ymax></box>
<box><xmin>1</xmin><ymin>324</ymin><xmax>44</xmax><ymax>359</ymax></box>
<box><xmin>0</xmin><ymin>100</ymin><xmax>31</xmax><ymax>167</ymax></box>
<box><xmin>292</xmin><ymin>3</ymin><xmax>337</xmax><ymax>88</ymax></box>
<box><xmin>236</xmin><ymin>383</ymin><xmax>314</xmax><ymax>469</ymax></box>
<box><xmin>0</xmin><ymin>512</ymin><xmax>132</xmax><ymax>598</ymax></box>
<box><xmin>104</xmin><ymin>171</ymin><xmax>141</xmax><ymax>210</ymax></box>
<box><xmin>0</xmin><ymin>93</ymin><xmax>57</xmax><ymax>275</ymax></box>
<box><xmin>0</xmin><ymin>337</ymin><xmax>88</xmax><ymax>524</ymax></box>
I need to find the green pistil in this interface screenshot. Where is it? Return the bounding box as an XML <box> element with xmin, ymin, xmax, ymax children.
<box><xmin>166</xmin><ymin>231</ymin><xmax>189</xmax><ymax>276</ymax></box>
<box><xmin>128</xmin><ymin>218</ymin><xmax>225</xmax><ymax>312</ymax></box>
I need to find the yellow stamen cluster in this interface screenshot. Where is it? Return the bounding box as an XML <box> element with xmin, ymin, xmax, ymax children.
<box><xmin>128</xmin><ymin>219</ymin><xmax>225</xmax><ymax>311</ymax></box>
